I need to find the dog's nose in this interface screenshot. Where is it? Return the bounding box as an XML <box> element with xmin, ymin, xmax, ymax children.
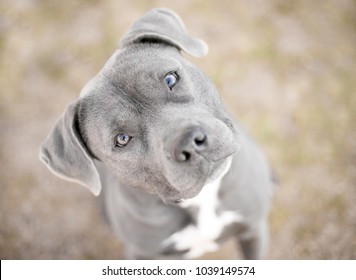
<box><xmin>175</xmin><ymin>127</ymin><xmax>208</xmax><ymax>162</ymax></box>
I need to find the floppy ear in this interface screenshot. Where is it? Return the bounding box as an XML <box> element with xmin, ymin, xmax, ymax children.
<box><xmin>120</xmin><ymin>8</ymin><xmax>208</xmax><ymax>57</ymax></box>
<box><xmin>39</xmin><ymin>102</ymin><xmax>101</xmax><ymax>196</ymax></box>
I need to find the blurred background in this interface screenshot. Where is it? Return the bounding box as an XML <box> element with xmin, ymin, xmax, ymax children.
<box><xmin>1</xmin><ymin>0</ymin><xmax>355</xmax><ymax>259</ymax></box>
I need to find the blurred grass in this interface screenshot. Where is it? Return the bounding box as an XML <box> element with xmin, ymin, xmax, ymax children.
<box><xmin>0</xmin><ymin>0</ymin><xmax>355</xmax><ymax>259</ymax></box>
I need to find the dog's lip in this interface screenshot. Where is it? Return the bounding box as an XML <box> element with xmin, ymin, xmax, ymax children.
<box><xmin>206</xmin><ymin>143</ymin><xmax>239</xmax><ymax>163</ymax></box>
<box><xmin>208</xmin><ymin>151</ymin><xmax>235</xmax><ymax>163</ymax></box>
<box><xmin>164</xmin><ymin>157</ymin><xmax>231</xmax><ymax>205</ymax></box>
<box><xmin>163</xmin><ymin>197</ymin><xmax>186</xmax><ymax>205</ymax></box>
<box><xmin>161</xmin><ymin>144</ymin><xmax>237</xmax><ymax>205</ymax></box>
<box><xmin>172</xmin><ymin>199</ymin><xmax>185</xmax><ymax>204</ymax></box>
<box><xmin>164</xmin><ymin>181</ymin><xmax>204</xmax><ymax>204</ymax></box>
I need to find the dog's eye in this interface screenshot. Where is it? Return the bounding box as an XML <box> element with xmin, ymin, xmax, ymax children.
<box><xmin>115</xmin><ymin>133</ymin><xmax>132</xmax><ymax>147</ymax></box>
<box><xmin>164</xmin><ymin>72</ymin><xmax>178</xmax><ymax>90</ymax></box>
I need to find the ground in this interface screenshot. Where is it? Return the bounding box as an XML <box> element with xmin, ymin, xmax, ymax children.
<box><xmin>0</xmin><ymin>0</ymin><xmax>355</xmax><ymax>259</ymax></box>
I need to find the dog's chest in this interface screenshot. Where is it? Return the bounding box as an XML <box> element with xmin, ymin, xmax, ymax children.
<box><xmin>163</xmin><ymin>179</ymin><xmax>241</xmax><ymax>259</ymax></box>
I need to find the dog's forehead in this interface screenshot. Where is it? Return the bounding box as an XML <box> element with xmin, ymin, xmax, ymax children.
<box><xmin>105</xmin><ymin>46</ymin><xmax>183</xmax><ymax>82</ymax></box>
<box><xmin>79</xmin><ymin>47</ymin><xmax>185</xmax><ymax>126</ymax></box>
<box><xmin>82</xmin><ymin>45</ymin><xmax>201</xmax><ymax>112</ymax></box>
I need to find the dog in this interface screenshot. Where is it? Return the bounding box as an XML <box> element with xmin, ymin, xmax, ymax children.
<box><xmin>40</xmin><ymin>8</ymin><xmax>273</xmax><ymax>259</ymax></box>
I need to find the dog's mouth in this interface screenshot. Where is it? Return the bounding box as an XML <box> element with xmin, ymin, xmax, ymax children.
<box><xmin>162</xmin><ymin>156</ymin><xmax>233</xmax><ymax>205</ymax></box>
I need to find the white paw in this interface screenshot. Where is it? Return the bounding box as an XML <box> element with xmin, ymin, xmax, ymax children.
<box><xmin>220</xmin><ymin>211</ymin><xmax>242</xmax><ymax>225</ymax></box>
<box><xmin>162</xmin><ymin>225</ymin><xmax>199</xmax><ymax>251</ymax></box>
<box><xmin>162</xmin><ymin>225</ymin><xmax>219</xmax><ymax>258</ymax></box>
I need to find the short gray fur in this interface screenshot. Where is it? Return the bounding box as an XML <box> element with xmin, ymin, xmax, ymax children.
<box><xmin>40</xmin><ymin>8</ymin><xmax>273</xmax><ymax>259</ymax></box>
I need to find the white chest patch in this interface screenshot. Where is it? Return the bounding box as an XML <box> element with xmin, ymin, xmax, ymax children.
<box><xmin>162</xmin><ymin>158</ymin><xmax>242</xmax><ymax>259</ymax></box>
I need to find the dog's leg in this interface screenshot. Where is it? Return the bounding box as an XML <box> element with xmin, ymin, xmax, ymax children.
<box><xmin>237</xmin><ymin>218</ymin><xmax>269</xmax><ymax>260</ymax></box>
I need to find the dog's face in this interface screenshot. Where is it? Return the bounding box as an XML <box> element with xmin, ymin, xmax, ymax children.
<box><xmin>40</xmin><ymin>8</ymin><xmax>239</xmax><ymax>204</ymax></box>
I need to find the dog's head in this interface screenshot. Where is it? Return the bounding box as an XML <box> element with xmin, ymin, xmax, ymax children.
<box><xmin>40</xmin><ymin>8</ymin><xmax>239</xmax><ymax>204</ymax></box>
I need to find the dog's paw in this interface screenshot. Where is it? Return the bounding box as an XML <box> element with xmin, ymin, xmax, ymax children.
<box><xmin>161</xmin><ymin>224</ymin><xmax>219</xmax><ymax>258</ymax></box>
<box><xmin>161</xmin><ymin>210</ymin><xmax>242</xmax><ymax>258</ymax></box>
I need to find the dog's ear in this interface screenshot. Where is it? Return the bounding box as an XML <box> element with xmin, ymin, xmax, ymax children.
<box><xmin>120</xmin><ymin>8</ymin><xmax>208</xmax><ymax>57</ymax></box>
<box><xmin>39</xmin><ymin>102</ymin><xmax>101</xmax><ymax>196</ymax></box>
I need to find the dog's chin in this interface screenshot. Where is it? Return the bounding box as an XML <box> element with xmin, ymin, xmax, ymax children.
<box><xmin>162</xmin><ymin>156</ymin><xmax>233</xmax><ymax>205</ymax></box>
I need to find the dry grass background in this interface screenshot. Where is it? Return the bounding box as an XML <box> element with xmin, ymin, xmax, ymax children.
<box><xmin>1</xmin><ymin>0</ymin><xmax>355</xmax><ymax>259</ymax></box>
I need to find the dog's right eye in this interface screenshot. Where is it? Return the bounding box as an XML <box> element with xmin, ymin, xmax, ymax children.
<box><xmin>115</xmin><ymin>133</ymin><xmax>132</xmax><ymax>148</ymax></box>
<box><xmin>164</xmin><ymin>72</ymin><xmax>178</xmax><ymax>90</ymax></box>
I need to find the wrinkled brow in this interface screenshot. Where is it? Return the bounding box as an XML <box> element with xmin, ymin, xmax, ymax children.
<box><xmin>110</xmin><ymin>81</ymin><xmax>154</xmax><ymax>113</ymax></box>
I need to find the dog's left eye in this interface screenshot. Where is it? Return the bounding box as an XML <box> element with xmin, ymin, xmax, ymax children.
<box><xmin>115</xmin><ymin>133</ymin><xmax>132</xmax><ymax>147</ymax></box>
<box><xmin>164</xmin><ymin>72</ymin><xmax>178</xmax><ymax>90</ymax></box>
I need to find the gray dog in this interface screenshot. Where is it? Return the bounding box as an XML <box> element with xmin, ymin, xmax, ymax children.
<box><xmin>40</xmin><ymin>8</ymin><xmax>273</xmax><ymax>259</ymax></box>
